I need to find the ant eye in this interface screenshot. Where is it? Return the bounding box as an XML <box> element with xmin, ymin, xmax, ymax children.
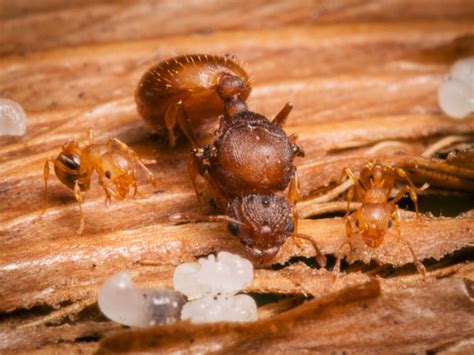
<box><xmin>388</xmin><ymin>220</ymin><xmax>393</xmax><ymax>228</ymax></box>
<box><xmin>105</xmin><ymin>171</ymin><xmax>111</xmax><ymax>179</ymax></box>
<box><xmin>60</xmin><ymin>154</ymin><xmax>80</xmax><ymax>170</ymax></box>
<box><xmin>286</xmin><ymin>219</ymin><xmax>294</xmax><ymax>233</ymax></box>
<box><xmin>228</xmin><ymin>223</ymin><xmax>240</xmax><ymax>236</ymax></box>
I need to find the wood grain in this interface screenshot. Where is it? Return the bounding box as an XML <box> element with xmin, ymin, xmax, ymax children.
<box><xmin>1</xmin><ymin>0</ymin><xmax>474</xmax><ymax>353</ymax></box>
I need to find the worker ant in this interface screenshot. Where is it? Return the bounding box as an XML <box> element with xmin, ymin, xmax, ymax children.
<box><xmin>334</xmin><ymin>162</ymin><xmax>428</xmax><ymax>276</ymax></box>
<box><xmin>43</xmin><ymin>129</ymin><xmax>158</xmax><ymax>234</ymax></box>
<box><xmin>135</xmin><ymin>54</ymin><xmax>251</xmax><ymax>147</ymax></box>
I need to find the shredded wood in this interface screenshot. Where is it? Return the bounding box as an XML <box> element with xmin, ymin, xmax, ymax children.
<box><xmin>1</xmin><ymin>1</ymin><xmax>474</xmax><ymax>353</ymax></box>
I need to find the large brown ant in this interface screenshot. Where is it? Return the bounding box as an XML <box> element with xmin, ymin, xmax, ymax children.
<box><xmin>135</xmin><ymin>54</ymin><xmax>251</xmax><ymax>147</ymax></box>
<box><xmin>172</xmin><ymin>93</ymin><xmax>324</xmax><ymax>265</ymax></box>
<box><xmin>334</xmin><ymin>162</ymin><xmax>428</xmax><ymax>276</ymax></box>
<box><xmin>43</xmin><ymin>129</ymin><xmax>158</xmax><ymax>234</ymax></box>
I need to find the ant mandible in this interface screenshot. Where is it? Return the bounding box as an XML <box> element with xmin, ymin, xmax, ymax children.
<box><xmin>135</xmin><ymin>54</ymin><xmax>251</xmax><ymax>147</ymax></box>
<box><xmin>334</xmin><ymin>162</ymin><xmax>428</xmax><ymax>276</ymax></box>
<box><xmin>43</xmin><ymin>129</ymin><xmax>158</xmax><ymax>234</ymax></box>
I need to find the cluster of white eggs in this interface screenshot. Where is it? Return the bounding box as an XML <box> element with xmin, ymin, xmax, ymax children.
<box><xmin>174</xmin><ymin>251</ymin><xmax>257</xmax><ymax>323</ymax></box>
<box><xmin>98</xmin><ymin>252</ymin><xmax>256</xmax><ymax>327</ymax></box>
<box><xmin>438</xmin><ymin>56</ymin><xmax>474</xmax><ymax>119</ymax></box>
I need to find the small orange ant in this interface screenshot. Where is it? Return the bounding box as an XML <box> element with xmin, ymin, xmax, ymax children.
<box><xmin>334</xmin><ymin>162</ymin><xmax>428</xmax><ymax>276</ymax></box>
<box><xmin>43</xmin><ymin>129</ymin><xmax>158</xmax><ymax>234</ymax></box>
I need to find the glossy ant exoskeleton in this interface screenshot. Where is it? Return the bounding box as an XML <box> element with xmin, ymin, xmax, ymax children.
<box><xmin>43</xmin><ymin>130</ymin><xmax>158</xmax><ymax>234</ymax></box>
<box><xmin>334</xmin><ymin>162</ymin><xmax>428</xmax><ymax>276</ymax></box>
<box><xmin>187</xmin><ymin>99</ymin><xmax>304</xmax><ymax>211</ymax></box>
<box><xmin>135</xmin><ymin>54</ymin><xmax>251</xmax><ymax>147</ymax></box>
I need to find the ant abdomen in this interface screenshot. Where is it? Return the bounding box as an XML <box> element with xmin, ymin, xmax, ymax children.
<box><xmin>135</xmin><ymin>54</ymin><xmax>251</xmax><ymax>146</ymax></box>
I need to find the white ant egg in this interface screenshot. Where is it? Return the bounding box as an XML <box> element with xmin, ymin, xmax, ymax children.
<box><xmin>181</xmin><ymin>294</ymin><xmax>257</xmax><ymax>324</ymax></box>
<box><xmin>0</xmin><ymin>98</ymin><xmax>27</xmax><ymax>136</ymax></box>
<box><xmin>438</xmin><ymin>57</ymin><xmax>474</xmax><ymax>119</ymax></box>
<box><xmin>98</xmin><ymin>272</ymin><xmax>185</xmax><ymax>327</ymax></box>
<box><xmin>173</xmin><ymin>251</ymin><xmax>253</xmax><ymax>300</ymax></box>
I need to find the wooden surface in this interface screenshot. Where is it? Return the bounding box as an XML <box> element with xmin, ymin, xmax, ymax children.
<box><xmin>1</xmin><ymin>1</ymin><xmax>474</xmax><ymax>353</ymax></box>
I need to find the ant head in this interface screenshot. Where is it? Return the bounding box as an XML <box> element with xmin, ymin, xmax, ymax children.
<box><xmin>359</xmin><ymin>204</ymin><xmax>392</xmax><ymax>248</ymax></box>
<box><xmin>54</xmin><ymin>141</ymin><xmax>82</xmax><ymax>189</ymax></box>
<box><xmin>228</xmin><ymin>194</ymin><xmax>293</xmax><ymax>264</ymax></box>
<box><xmin>371</xmin><ymin>163</ymin><xmax>387</xmax><ymax>185</ymax></box>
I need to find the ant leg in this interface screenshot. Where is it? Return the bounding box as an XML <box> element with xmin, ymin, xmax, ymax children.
<box><xmin>395</xmin><ymin>168</ymin><xmax>428</xmax><ymax>218</ymax></box>
<box><xmin>169</xmin><ymin>212</ymin><xmax>244</xmax><ymax>226</ymax></box>
<box><xmin>345</xmin><ymin>185</ymin><xmax>355</xmax><ymax>217</ymax></box>
<box><xmin>390</xmin><ymin>186</ymin><xmax>421</xmax><ymax>217</ymax></box>
<box><xmin>87</xmin><ymin>128</ymin><xmax>94</xmax><ymax>145</ymax></box>
<box><xmin>288</xmin><ymin>172</ymin><xmax>303</xmax><ymax>247</ymax></box>
<box><xmin>294</xmin><ymin>233</ymin><xmax>327</xmax><ymax>267</ymax></box>
<box><xmin>272</xmin><ymin>102</ymin><xmax>293</xmax><ymax>127</ymax></box>
<box><xmin>334</xmin><ymin>215</ymin><xmax>356</xmax><ymax>276</ymax></box>
<box><xmin>43</xmin><ymin>158</ymin><xmax>53</xmax><ymax>214</ymax></box>
<box><xmin>164</xmin><ymin>103</ymin><xmax>178</xmax><ymax>147</ymax></box>
<box><xmin>175</xmin><ymin>100</ymin><xmax>200</xmax><ymax>147</ymax></box>
<box><xmin>288</xmin><ymin>171</ymin><xmax>299</xmax><ymax>207</ymax></box>
<box><xmin>288</xmin><ymin>134</ymin><xmax>305</xmax><ymax>157</ymax></box>
<box><xmin>73</xmin><ymin>181</ymin><xmax>85</xmax><ymax>235</ymax></box>
<box><xmin>112</xmin><ymin>138</ymin><xmax>159</xmax><ymax>190</ymax></box>
<box><xmin>392</xmin><ymin>206</ymin><xmax>402</xmax><ymax>244</ymax></box>
<box><xmin>404</xmin><ymin>239</ymin><xmax>427</xmax><ymax>277</ymax></box>
<box><xmin>392</xmin><ymin>207</ymin><xmax>426</xmax><ymax>277</ymax></box>
<box><xmin>97</xmin><ymin>175</ymin><xmax>115</xmax><ymax>206</ymax></box>
<box><xmin>342</xmin><ymin>168</ymin><xmax>359</xmax><ymax>216</ymax></box>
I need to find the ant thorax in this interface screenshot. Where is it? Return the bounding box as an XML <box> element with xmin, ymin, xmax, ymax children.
<box><xmin>209</xmin><ymin>111</ymin><xmax>296</xmax><ymax>196</ymax></box>
<box><xmin>362</xmin><ymin>185</ymin><xmax>390</xmax><ymax>204</ymax></box>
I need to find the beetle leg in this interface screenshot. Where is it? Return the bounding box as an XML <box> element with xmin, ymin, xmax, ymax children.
<box><xmin>164</xmin><ymin>102</ymin><xmax>178</xmax><ymax>147</ymax></box>
<box><xmin>73</xmin><ymin>180</ymin><xmax>85</xmax><ymax>235</ymax></box>
<box><xmin>188</xmin><ymin>153</ymin><xmax>204</xmax><ymax>212</ymax></box>
<box><xmin>272</xmin><ymin>102</ymin><xmax>293</xmax><ymax>127</ymax></box>
<box><xmin>175</xmin><ymin>100</ymin><xmax>200</xmax><ymax>147</ymax></box>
